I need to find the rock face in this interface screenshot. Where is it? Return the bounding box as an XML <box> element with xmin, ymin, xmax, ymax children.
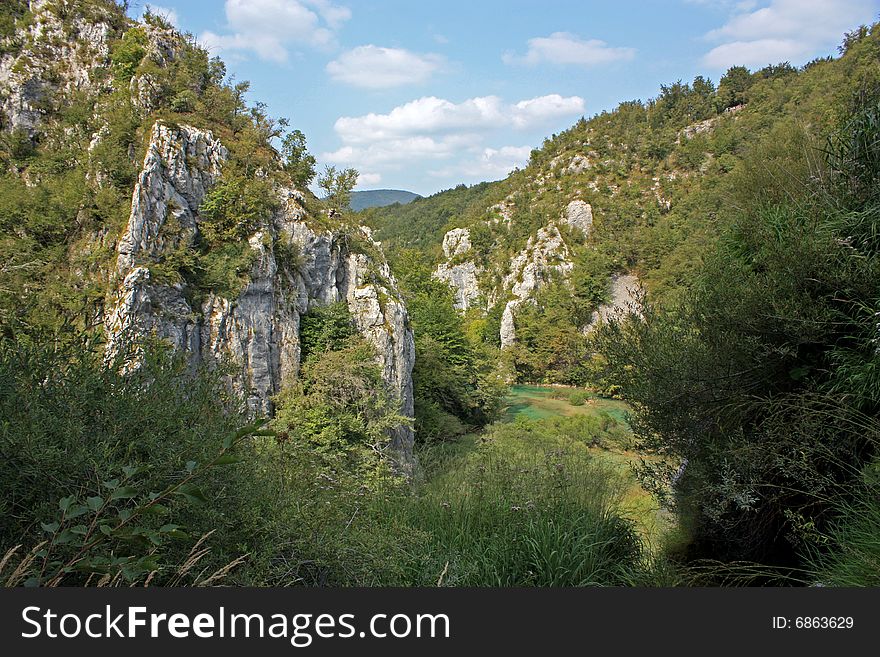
<box><xmin>433</xmin><ymin>201</ymin><xmax>631</xmax><ymax>348</ymax></box>
<box><xmin>434</xmin><ymin>227</ymin><xmax>482</xmax><ymax>310</ymax></box>
<box><xmin>107</xmin><ymin>122</ymin><xmax>416</xmax><ymax>466</ymax></box>
<box><xmin>0</xmin><ymin>0</ymin><xmax>113</xmax><ymax>136</ymax></box>
<box><xmin>563</xmin><ymin>200</ymin><xmax>593</xmax><ymax>236</ymax></box>
<box><xmin>116</xmin><ymin>123</ymin><xmax>227</xmax><ymax>272</ymax></box>
<box><xmin>588</xmin><ymin>273</ymin><xmax>641</xmax><ymax>328</ymax></box>
<box><xmin>498</xmin><ymin>224</ymin><xmax>574</xmax><ymax>347</ymax></box>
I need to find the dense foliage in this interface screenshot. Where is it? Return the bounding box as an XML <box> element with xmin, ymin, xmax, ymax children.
<box><xmin>369</xmin><ymin>26</ymin><xmax>880</xmax><ymax>389</ymax></box>
<box><xmin>3</xmin><ymin>1</ymin><xmax>880</xmax><ymax>588</ymax></box>
<box><xmin>596</xmin><ymin>81</ymin><xmax>880</xmax><ymax>575</ymax></box>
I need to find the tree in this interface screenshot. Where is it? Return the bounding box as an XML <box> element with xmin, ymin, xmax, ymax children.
<box><xmin>717</xmin><ymin>65</ymin><xmax>753</xmax><ymax>110</ymax></box>
<box><xmin>280</xmin><ymin>129</ymin><xmax>316</xmax><ymax>189</ymax></box>
<box><xmin>317</xmin><ymin>165</ymin><xmax>359</xmax><ymax>212</ymax></box>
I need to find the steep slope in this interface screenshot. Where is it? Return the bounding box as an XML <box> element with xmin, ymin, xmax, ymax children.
<box><xmin>370</xmin><ymin>38</ymin><xmax>880</xmax><ymax>382</ymax></box>
<box><xmin>0</xmin><ymin>1</ymin><xmax>416</xmax><ymax>465</ymax></box>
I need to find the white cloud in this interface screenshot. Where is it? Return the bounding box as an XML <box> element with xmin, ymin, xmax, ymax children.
<box><xmin>327</xmin><ymin>46</ymin><xmax>445</xmax><ymax>89</ymax></box>
<box><xmin>199</xmin><ymin>0</ymin><xmax>350</xmax><ymax>63</ymax></box>
<box><xmin>511</xmin><ymin>95</ymin><xmax>586</xmax><ymax>128</ymax></box>
<box><xmin>333</xmin><ymin>94</ymin><xmax>584</xmax><ymax>144</ymax></box>
<box><xmin>143</xmin><ymin>4</ymin><xmax>179</xmax><ymax>26</ymax></box>
<box><xmin>701</xmin><ymin>0</ymin><xmax>877</xmax><ymax>69</ymax></box>
<box><xmin>323</xmin><ymin>93</ymin><xmax>582</xmax><ymax>186</ymax></box>
<box><xmin>431</xmin><ymin>146</ymin><xmax>533</xmax><ymax>180</ymax></box>
<box><xmin>356</xmin><ymin>172</ymin><xmax>382</xmax><ymax>186</ymax></box>
<box><xmin>503</xmin><ymin>32</ymin><xmax>636</xmax><ymax>67</ymax></box>
<box><xmin>324</xmin><ymin>135</ymin><xmax>470</xmax><ymax>168</ymax></box>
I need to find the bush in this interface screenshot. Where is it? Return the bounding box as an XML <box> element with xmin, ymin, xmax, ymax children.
<box><xmin>0</xmin><ymin>327</ymin><xmax>284</xmax><ymax>585</ymax></box>
<box><xmin>198</xmin><ymin>174</ymin><xmax>277</xmax><ymax>245</ymax></box>
<box><xmin>596</xmin><ymin>94</ymin><xmax>880</xmax><ymax>569</ymax></box>
<box><xmin>110</xmin><ymin>27</ymin><xmax>147</xmax><ymax>83</ymax></box>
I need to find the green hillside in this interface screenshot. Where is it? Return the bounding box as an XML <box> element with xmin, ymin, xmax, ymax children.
<box><xmin>350</xmin><ymin>188</ymin><xmax>421</xmax><ymax>211</ymax></box>
<box><xmin>1</xmin><ymin>0</ymin><xmax>879</xmax><ymax>589</ymax></box>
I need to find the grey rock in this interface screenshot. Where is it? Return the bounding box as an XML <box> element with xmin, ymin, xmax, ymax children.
<box><xmin>563</xmin><ymin>200</ymin><xmax>593</xmax><ymax>236</ymax></box>
<box><xmin>588</xmin><ymin>273</ymin><xmax>641</xmax><ymax>328</ymax></box>
<box><xmin>499</xmin><ymin>224</ymin><xmax>573</xmax><ymax>347</ymax></box>
<box><xmin>441</xmin><ymin>227</ymin><xmax>472</xmax><ymax>258</ymax></box>
<box><xmin>107</xmin><ymin>121</ymin><xmax>415</xmax><ymax>468</ymax></box>
<box><xmin>0</xmin><ymin>0</ymin><xmax>113</xmax><ymax>136</ymax></box>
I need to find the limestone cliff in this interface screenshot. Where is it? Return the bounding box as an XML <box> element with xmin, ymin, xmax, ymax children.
<box><xmin>106</xmin><ymin>122</ymin><xmax>416</xmax><ymax>464</ymax></box>
<box><xmin>433</xmin><ymin>189</ymin><xmax>634</xmax><ymax>347</ymax></box>
<box><xmin>434</xmin><ymin>228</ymin><xmax>482</xmax><ymax>310</ymax></box>
<box><xmin>0</xmin><ymin>0</ymin><xmax>116</xmax><ymax>136</ymax></box>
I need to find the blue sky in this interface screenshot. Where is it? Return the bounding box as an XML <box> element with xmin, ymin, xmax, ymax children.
<box><xmin>128</xmin><ymin>0</ymin><xmax>878</xmax><ymax>196</ymax></box>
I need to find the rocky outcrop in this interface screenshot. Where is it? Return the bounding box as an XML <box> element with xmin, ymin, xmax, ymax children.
<box><xmin>0</xmin><ymin>0</ymin><xmax>114</xmax><ymax>136</ymax></box>
<box><xmin>130</xmin><ymin>22</ymin><xmax>186</xmax><ymax>115</ymax></box>
<box><xmin>498</xmin><ymin>224</ymin><xmax>573</xmax><ymax>347</ymax></box>
<box><xmin>441</xmin><ymin>227</ymin><xmax>471</xmax><ymax>257</ymax></box>
<box><xmin>434</xmin><ymin>217</ymin><xmax>581</xmax><ymax>346</ymax></box>
<box><xmin>563</xmin><ymin>200</ymin><xmax>593</xmax><ymax>236</ymax></box>
<box><xmin>116</xmin><ymin>123</ymin><xmax>227</xmax><ymax>272</ymax></box>
<box><xmin>434</xmin><ymin>227</ymin><xmax>482</xmax><ymax>310</ymax></box>
<box><xmin>107</xmin><ymin>122</ymin><xmax>416</xmax><ymax>466</ymax></box>
<box><xmin>588</xmin><ymin>273</ymin><xmax>641</xmax><ymax>328</ymax></box>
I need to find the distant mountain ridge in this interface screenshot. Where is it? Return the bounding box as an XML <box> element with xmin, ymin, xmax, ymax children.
<box><xmin>351</xmin><ymin>189</ymin><xmax>421</xmax><ymax>211</ymax></box>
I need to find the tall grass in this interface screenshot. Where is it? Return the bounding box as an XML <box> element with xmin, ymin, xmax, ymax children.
<box><xmin>368</xmin><ymin>424</ymin><xmax>651</xmax><ymax>586</ymax></box>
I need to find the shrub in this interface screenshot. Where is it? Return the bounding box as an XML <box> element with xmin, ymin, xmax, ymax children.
<box><xmin>110</xmin><ymin>27</ymin><xmax>147</xmax><ymax>83</ymax></box>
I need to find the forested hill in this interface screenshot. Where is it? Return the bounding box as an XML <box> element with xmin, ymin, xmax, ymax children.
<box><xmin>367</xmin><ymin>27</ymin><xmax>880</xmax><ymax>384</ymax></box>
<box><xmin>2</xmin><ymin>0</ymin><xmax>880</xmax><ymax>589</ymax></box>
<box><xmin>350</xmin><ymin>189</ymin><xmax>421</xmax><ymax>211</ymax></box>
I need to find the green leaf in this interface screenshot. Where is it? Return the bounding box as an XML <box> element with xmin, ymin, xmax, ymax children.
<box><xmin>66</xmin><ymin>505</ymin><xmax>89</xmax><ymax>520</ymax></box>
<box><xmin>70</xmin><ymin>524</ymin><xmax>88</xmax><ymax>536</ymax></box>
<box><xmin>213</xmin><ymin>453</ymin><xmax>244</xmax><ymax>465</ymax></box>
<box><xmin>86</xmin><ymin>496</ymin><xmax>104</xmax><ymax>511</ymax></box>
<box><xmin>102</xmin><ymin>478</ymin><xmax>120</xmax><ymax>490</ymax></box>
<box><xmin>41</xmin><ymin>521</ymin><xmax>60</xmax><ymax>534</ymax></box>
<box><xmin>54</xmin><ymin>529</ymin><xmax>76</xmax><ymax>545</ymax></box>
<box><xmin>110</xmin><ymin>486</ymin><xmax>137</xmax><ymax>501</ymax></box>
<box><xmin>185</xmin><ymin>460</ymin><xmax>197</xmax><ymax>473</ymax></box>
<box><xmin>141</xmin><ymin>504</ymin><xmax>169</xmax><ymax>516</ymax></box>
<box><xmin>59</xmin><ymin>496</ymin><xmax>75</xmax><ymax>512</ymax></box>
<box><xmin>122</xmin><ymin>465</ymin><xmax>139</xmax><ymax>478</ymax></box>
<box><xmin>174</xmin><ymin>484</ymin><xmax>208</xmax><ymax>505</ymax></box>
<box><xmin>159</xmin><ymin>524</ymin><xmax>180</xmax><ymax>533</ymax></box>
<box><xmin>99</xmin><ymin>524</ymin><xmax>113</xmax><ymax>536</ymax></box>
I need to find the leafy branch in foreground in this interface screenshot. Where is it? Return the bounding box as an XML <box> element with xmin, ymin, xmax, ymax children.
<box><xmin>3</xmin><ymin>419</ymin><xmax>274</xmax><ymax>587</ymax></box>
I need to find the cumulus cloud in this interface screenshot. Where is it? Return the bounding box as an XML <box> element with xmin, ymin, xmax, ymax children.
<box><xmin>701</xmin><ymin>0</ymin><xmax>876</xmax><ymax>69</ymax></box>
<box><xmin>323</xmin><ymin>135</ymin><xmax>470</xmax><ymax>168</ymax></box>
<box><xmin>430</xmin><ymin>146</ymin><xmax>533</xmax><ymax>180</ymax></box>
<box><xmin>503</xmin><ymin>32</ymin><xmax>636</xmax><ymax>67</ymax></box>
<box><xmin>322</xmin><ymin>93</ymin><xmax>582</xmax><ymax>186</ymax></box>
<box><xmin>199</xmin><ymin>0</ymin><xmax>350</xmax><ymax>63</ymax></box>
<box><xmin>356</xmin><ymin>172</ymin><xmax>382</xmax><ymax>186</ymax></box>
<box><xmin>327</xmin><ymin>46</ymin><xmax>445</xmax><ymax>89</ymax></box>
<box><xmin>333</xmin><ymin>94</ymin><xmax>584</xmax><ymax>144</ymax></box>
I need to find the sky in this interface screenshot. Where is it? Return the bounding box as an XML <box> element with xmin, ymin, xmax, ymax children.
<box><xmin>126</xmin><ymin>0</ymin><xmax>879</xmax><ymax>196</ymax></box>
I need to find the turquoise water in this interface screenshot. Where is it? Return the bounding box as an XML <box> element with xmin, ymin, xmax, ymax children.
<box><xmin>503</xmin><ymin>385</ymin><xmax>631</xmax><ymax>425</ymax></box>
